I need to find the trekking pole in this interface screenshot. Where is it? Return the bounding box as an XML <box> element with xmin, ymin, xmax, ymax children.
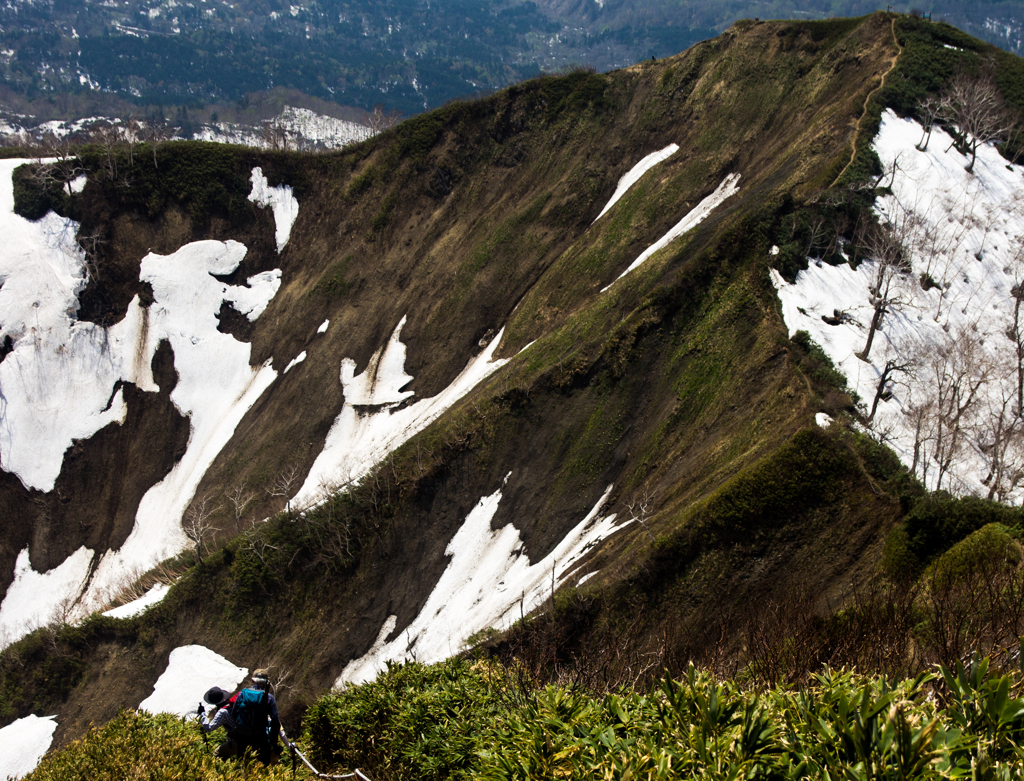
<box><xmin>195</xmin><ymin>704</ymin><xmax>211</xmax><ymax>754</ymax></box>
<box><xmin>278</xmin><ymin>726</ymin><xmax>372</xmax><ymax>780</ymax></box>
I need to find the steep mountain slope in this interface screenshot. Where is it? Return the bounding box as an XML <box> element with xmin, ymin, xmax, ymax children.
<box><xmin>4</xmin><ymin>13</ymin><xmax>1016</xmax><ymax>765</ymax></box>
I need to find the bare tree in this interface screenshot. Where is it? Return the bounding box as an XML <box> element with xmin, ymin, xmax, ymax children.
<box><xmin>915</xmin><ymin>94</ymin><xmax>943</xmax><ymax>152</ymax></box>
<box><xmin>856</xmin><ymin>213</ymin><xmax>917</xmax><ymax>362</ymax></box>
<box><xmin>625</xmin><ymin>488</ymin><xmax>656</xmax><ymax>543</ymax></box>
<box><xmin>977</xmin><ymin>374</ymin><xmax>1024</xmax><ymax>501</ymax></box>
<box><xmin>926</xmin><ymin>327</ymin><xmax>995</xmax><ymax>491</ymax></box>
<box><xmin>89</xmin><ymin>123</ymin><xmax>129</xmax><ymax>184</ymax></box>
<box><xmin>867</xmin><ymin>357</ymin><xmax>914</xmax><ymax>424</ymax></box>
<box><xmin>225</xmin><ymin>482</ymin><xmax>256</xmax><ymax>533</ymax></box>
<box><xmin>139</xmin><ymin>121</ymin><xmax>168</xmax><ymax>169</ymax></box>
<box><xmin>938</xmin><ymin>68</ymin><xmax>1019</xmax><ymax>174</ymax></box>
<box><xmin>366</xmin><ymin>104</ymin><xmax>403</xmax><ymax>135</ymax></box>
<box><xmin>267</xmin><ymin>465</ymin><xmax>300</xmax><ymax>519</ymax></box>
<box><xmin>183</xmin><ymin>496</ymin><xmax>220</xmax><ymax>565</ymax></box>
<box><xmin>1006</xmin><ymin>237</ymin><xmax>1024</xmax><ymax>417</ymax></box>
<box><xmin>121</xmin><ymin>118</ymin><xmax>142</xmax><ymax>169</ymax></box>
<box><xmin>905</xmin><ymin>395</ymin><xmax>937</xmax><ymax>486</ymax></box>
<box><xmin>260</xmin><ymin>121</ymin><xmax>291</xmax><ymax>151</ymax></box>
<box><xmin>25</xmin><ymin>133</ymin><xmax>84</xmax><ymax>197</ymax></box>
<box><xmin>243</xmin><ymin>524</ymin><xmax>278</xmax><ymax>568</ymax></box>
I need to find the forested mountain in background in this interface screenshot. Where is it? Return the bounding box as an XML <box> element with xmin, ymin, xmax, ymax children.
<box><xmin>1</xmin><ymin>0</ymin><xmax>1023</xmax><ymax>124</ymax></box>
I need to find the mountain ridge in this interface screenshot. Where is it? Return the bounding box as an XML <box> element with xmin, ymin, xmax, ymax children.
<box><xmin>1</xmin><ymin>13</ymin><xmax>1022</xmax><ymax>772</ymax></box>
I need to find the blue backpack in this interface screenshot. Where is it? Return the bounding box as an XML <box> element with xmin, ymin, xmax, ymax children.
<box><xmin>228</xmin><ymin>688</ymin><xmax>270</xmax><ymax>742</ymax></box>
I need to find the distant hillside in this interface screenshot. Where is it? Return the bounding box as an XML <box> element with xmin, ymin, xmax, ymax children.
<box><xmin>2</xmin><ymin>13</ymin><xmax>1024</xmax><ymax>777</ymax></box>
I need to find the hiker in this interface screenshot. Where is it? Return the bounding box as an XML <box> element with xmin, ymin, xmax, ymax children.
<box><xmin>197</xmin><ymin>669</ymin><xmax>282</xmax><ymax>765</ymax></box>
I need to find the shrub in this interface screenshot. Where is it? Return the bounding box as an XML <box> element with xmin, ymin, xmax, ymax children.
<box><xmin>25</xmin><ymin>709</ymin><xmax>292</xmax><ymax>780</ymax></box>
<box><xmin>303</xmin><ymin>658</ymin><xmax>506</xmax><ymax>780</ymax></box>
<box><xmin>903</xmin><ymin>493</ymin><xmax>1024</xmax><ymax>569</ymax></box>
<box><xmin>790</xmin><ymin>330</ymin><xmax>858</xmax><ymax>404</ymax></box>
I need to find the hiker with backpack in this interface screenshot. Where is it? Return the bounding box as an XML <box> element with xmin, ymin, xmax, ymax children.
<box><xmin>197</xmin><ymin>669</ymin><xmax>282</xmax><ymax>765</ymax></box>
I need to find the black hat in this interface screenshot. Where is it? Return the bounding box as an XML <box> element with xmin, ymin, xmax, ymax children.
<box><xmin>204</xmin><ymin>686</ymin><xmax>230</xmax><ymax>706</ymax></box>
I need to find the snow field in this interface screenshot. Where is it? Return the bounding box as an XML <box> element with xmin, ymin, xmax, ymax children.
<box><xmin>85</xmin><ymin>240</ymin><xmax>281</xmax><ymax>618</ymax></box>
<box><xmin>0</xmin><ymin>162</ymin><xmax>286</xmax><ymax>647</ymax></box>
<box><xmin>194</xmin><ymin>106</ymin><xmax>373</xmax><ymax>151</ymax></box>
<box><xmin>772</xmin><ymin>110</ymin><xmax>1024</xmax><ymax>499</ymax></box>
<box><xmin>339</xmin><ymin>481</ymin><xmax>629</xmax><ymax>685</ymax></box>
<box><xmin>0</xmin><ymin>159</ymin><xmax>125</xmax><ymax>492</ymax></box>
<box><xmin>0</xmin><ymin>547</ymin><xmax>94</xmax><ymax>646</ymax></box>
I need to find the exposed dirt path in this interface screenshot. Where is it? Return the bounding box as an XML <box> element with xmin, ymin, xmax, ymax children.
<box><xmin>829</xmin><ymin>16</ymin><xmax>904</xmax><ymax>187</ymax></box>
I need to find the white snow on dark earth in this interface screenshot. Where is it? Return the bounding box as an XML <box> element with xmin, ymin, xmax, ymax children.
<box><xmin>85</xmin><ymin>240</ymin><xmax>280</xmax><ymax>618</ymax></box>
<box><xmin>0</xmin><ymin>160</ymin><xmax>283</xmax><ymax>644</ymax></box>
<box><xmin>102</xmin><ymin>583</ymin><xmax>171</xmax><ymax>619</ymax></box>
<box><xmin>0</xmin><ymin>714</ymin><xmax>57</xmax><ymax>779</ymax></box>
<box><xmin>248</xmin><ymin>167</ymin><xmax>299</xmax><ymax>253</ymax></box>
<box><xmin>293</xmin><ymin>317</ymin><xmax>509</xmax><ymax>507</ymax></box>
<box><xmin>284</xmin><ymin>351</ymin><xmax>308</xmax><ymax>373</ymax></box>
<box><xmin>772</xmin><ymin>110</ymin><xmax>1024</xmax><ymax>499</ymax></box>
<box><xmin>0</xmin><ymin>159</ymin><xmax>125</xmax><ymax>492</ymax></box>
<box><xmin>0</xmin><ymin>547</ymin><xmax>93</xmax><ymax>648</ymax></box>
<box><xmin>338</xmin><ymin>482</ymin><xmax>628</xmax><ymax>686</ymax></box>
<box><xmin>593</xmin><ymin>144</ymin><xmax>679</xmax><ymax>223</ymax></box>
<box><xmin>138</xmin><ymin>645</ymin><xmax>247</xmax><ymax>717</ymax></box>
<box><xmin>602</xmin><ymin>173</ymin><xmax>741</xmax><ymax>292</ymax></box>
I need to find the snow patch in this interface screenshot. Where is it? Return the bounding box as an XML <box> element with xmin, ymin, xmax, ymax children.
<box><xmin>317</xmin><ymin>319</ymin><xmax>330</xmax><ymax>334</ymax></box>
<box><xmin>0</xmin><ymin>714</ymin><xmax>57</xmax><ymax>780</ymax></box>
<box><xmin>248</xmin><ymin>167</ymin><xmax>299</xmax><ymax>253</ymax></box>
<box><xmin>224</xmin><ymin>269</ymin><xmax>282</xmax><ymax>321</ymax></box>
<box><xmin>0</xmin><ymin>547</ymin><xmax>93</xmax><ymax>647</ymax></box>
<box><xmin>0</xmin><ymin>159</ymin><xmax>125</xmax><ymax>492</ymax></box>
<box><xmin>603</xmin><ymin>173</ymin><xmax>741</xmax><ymax>291</ymax></box>
<box><xmin>338</xmin><ymin>483</ymin><xmax>627</xmax><ymax>685</ymax></box>
<box><xmin>593</xmin><ymin>144</ymin><xmax>679</xmax><ymax>223</ymax></box>
<box><xmin>139</xmin><ymin>645</ymin><xmax>247</xmax><ymax>717</ymax></box>
<box><xmin>284</xmin><ymin>351</ymin><xmax>307</xmax><ymax>373</ymax></box>
<box><xmin>103</xmin><ymin>583</ymin><xmax>171</xmax><ymax>619</ymax></box>
<box><xmin>815</xmin><ymin>412</ymin><xmax>834</xmax><ymax>428</ymax></box>
<box><xmin>294</xmin><ymin>318</ymin><xmax>509</xmax><ymax>506</ymax></box>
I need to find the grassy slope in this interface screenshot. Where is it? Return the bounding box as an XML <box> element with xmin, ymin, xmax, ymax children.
<box><xmin>0</xmin><ymin>11</ymin><xmax>948</xmax><ymax>755</ymax></box>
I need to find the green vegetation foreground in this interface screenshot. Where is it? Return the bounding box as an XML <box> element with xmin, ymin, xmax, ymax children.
<box><xmin>28</xmin><ymin>655</ymin><xmax>1024</xmax><ymax>780</ymax></box>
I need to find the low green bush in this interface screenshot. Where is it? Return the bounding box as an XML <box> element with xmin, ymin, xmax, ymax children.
<box><xmin>303</xmin><ymin>658</ymin><xmax>507</xmax><ymax>780</ymax></box>
<box><xmin>902</xmin><ymin>493</ymin><xmax>1024</xmax><ymax>570</ymax></box>
<box><xmin>928</xmin><ymin>523</ymin><xmax>1020</xmax><ymax>591</ymax></box>
<box><xmin>28</xmin><ymin>653</ymin><xmax>1024</xmax><ymax>780</ymax></box>
<box><xmin>26</xmin><ymin>709</ymin><xmax>292</xmax><ymax>780</ymax></box>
